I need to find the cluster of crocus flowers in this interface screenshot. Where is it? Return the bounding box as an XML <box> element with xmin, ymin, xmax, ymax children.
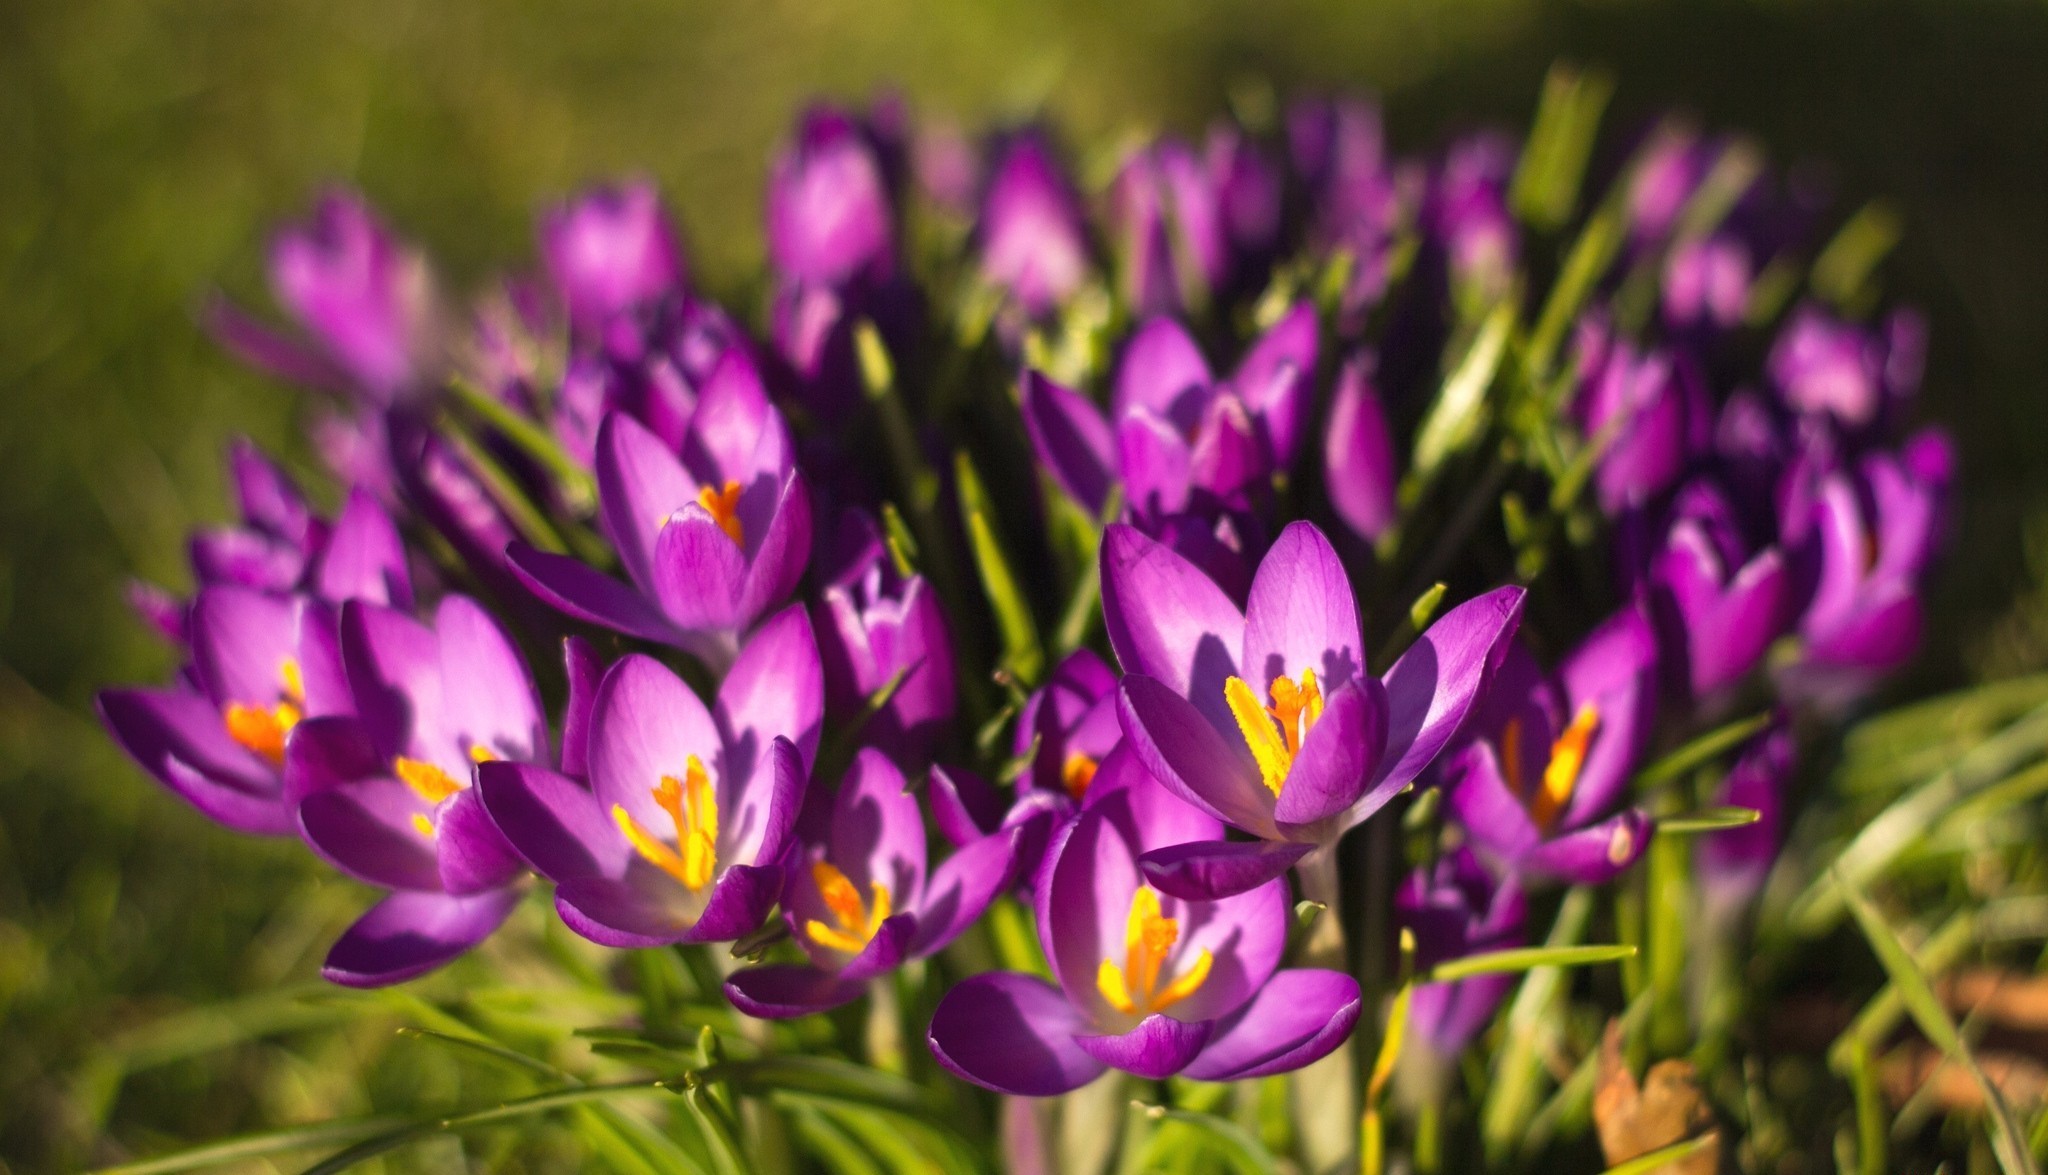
<box><xmin>95</xmin><ymin>78</ymin><xmax>1954</xmax><ymax>1156</ymax></box>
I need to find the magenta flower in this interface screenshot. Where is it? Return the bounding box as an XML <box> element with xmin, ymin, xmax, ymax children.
<box><xmin>927</xmin><ymin>755</ymin><xmax>1360</xmax><ymax>1094</ymax></box>
<box><xmin>1105</xmin><ymin>521</ymin><xmax>1525</xmax><ymax>899</ymax></box>
<box><xmin>1323</xmin><ymin>353</ymin><xmax>1401</xmax><ymax>546</ymax></box>
<box><xmin>1442</xmin><ymin>609</ymin><xmax>1659</xmax><ymax>886</ymax></box>
<box><xmin>1696</xmin><ymin>717</ymin><xmax>1794</xmax><ymax>928</ymax></box>
<box><xmin>1645</xmin><ymin>481</ymin><xmax>1792</xmax><ymax>703</ymax></box>
<box><xmin>815</xmin><ymin>520</ymin><xmax>957</xmax><ymax>763</ymax></box>
<box><xmin>1395</xmin><ymin>848</ymin><xmax>1525</xmax><ymax>1080</ymax></box>
<box><xmin>1768</xmin><ymin>304</ymin><xmax>1927</xmax><ymax>430</ymax></box>
<box><xmin>724</xmin><ymin>749</ymin><xmax>1020</xmax><ymax>1019</ymax></box>
<box><xmin>1572</xmin><ymin>317</ymin><xmax>1710</xmax><ymax>516</ymax></box>
<box><xmin>1108</xmin><ymin>138</ymin><xmax>1226</xmax><ymax>318</ymax></box>
<box><xmin>1020</xmin><ymin>303</ymin><xmax>1319</xmax><ymax>521</ymax></box>
<box><xmin>768</xmin><ymin>106</ymin><xmax>899</xmax><ymax>290</ymax></box>
<box><xmin>477</xmin><ymin>605</ymin><xmax>823</xmax><ymax>947</ymax></box>
<box><xmin>1015</xmin><ymin>648</ymin><xmax>1123</xmax><ymax>804</ymax></box>
<box><xmin>552</xmin><ymin>299</ymin><xmax>758</xmax><ymax>467</ymax></box>
<box><xmin>508</xmin><ymin>381</ymin><xmax>812</xmax><ymax>668</ymax></box>
<box><xmin>1428</xmin><ymin>133</ymin><xmax>1519</xmax><ymax>304</ymax></box>
<box><xmin>281</xmin><ymin>595</ymin><xmax>555</xmax><ymax>985</ymax></box>
<box><xmin>977</xmin><ymin>133</ymin><xmax>1091</xmax><ymax>325</ymax></box>
<box><xmin>1288</xmin><ymin>96</ymin><xmax>1404</xmax><ymax>320</ymax></box>
<box><xmin>540</xmin><ymin>179</ymin><xmax>687</xmax><ymax>338</ymax></box>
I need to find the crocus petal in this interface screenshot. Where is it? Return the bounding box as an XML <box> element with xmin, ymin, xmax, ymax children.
<box><xmin>651</xmin><ymin>508</ymin><xmax>747</xmax><ymax>632</ymax></box>
<box><xmin>554</xmin><ymin>875</ymin><xmax>698</xmax><ymax>948</ymax></box>
<box><xmin>1324</xmin><ymin>356</ymin><xmax>1400</xmax><ymax>544</ymax></box>
<box><xmin>1518</xmin><ymin>809</ymin><xmax>1651</xmax><ymax>885</ymax></box>
<box><xmin>1368</xmin><ymin>585</ymin><xmax>1526</xmax><ymax>799</ymax></box>
<box><xmin>1116</xmin><ymin>410</ymin><xmax>1195</xmax><ymax>517</ymax></box>
<box><xmin>1020</xmin><ymin>370</ymin><xmax>1116</xmax><ymax>515</ymax></box>
<box><xmin>559</xmin><ymin>636</ymin><xmax>604</xmax><ymax>780</ymax></box>
<box><xmin>724</xmin><ymin>964</ymin><xmax>865</xmax><ymax>1020</ymax></box>
<box><xmin>929</xmin><ymin>972</ymin><xmax>1106</xmax><ymax>1097</ymax></box>
<box><xmin>505</xmin><ymin>542</ymin><xmax>686</xmax><ymax>646</ymax></box>
<box><xmin>1114</xmin><ymin>317</ymin><xmax>1214</xmax><ymax>431</ymax></box>
<box><xmin>189</xmin><ymin>528</ymin><xmax>304</xmax><ymax>594</ymax></box>
<box><xmin>1117</xmin><ymin>675</ymin><xmax>1273</xmax><ymax>837</ymax></box>
<box><xmin>1241</xmin><ymin>521</ymin><xmax>1365</xmax><ymax>691</ymax></box>
<box><xmin>1690</xmin><ymin>549</ymin><xmax>1789</xmax><ymax>697</ymax></box>
<box><xmin>733</xmin><ymin>470</ymin><xmax>815</xmax><ymax>626</ymax></box>
<box><xmin>476</xmin><ymin>760</ymin><xmax>630</xmax><ymax>882</ymax></box>
<box><xmin>433</xmin><ymin>785</ymin><xmax>526</xmax><ymax>894</ymax></box>
<box><xmin>734</xmin><ymin>735</ymin><xmax>809</xmax><ymax>873</ymax></box>
<box><xmin>316</xmin><ymin>489</ymin><xmax>413</xmax><ymax>609</ymax></box>
<box><xmin>203</xmin><ymin>293</ymin><xmax>351</xmax><ymax>392</ymax></box>
<box><xmin>587</xmin><ymin>654</ymin><xmax>722</xmax><ymax>834</ymax></box>
<box><xmin>1136</xmin><ymin>839</ymin><xmax>1312</xmax><ymax>902</ymax></box>
<box><xmin>928</xmin><ymin>764</ymin><xmax>1004</xmax><ymax>845</ymax></box>
<box><xmin>681</xmin><ymin>862</ymin><xmax>785</xmax><ymax>944</ymax></box>
<box><xmin>1182</xmin><ymin>969</ymin><xmax>1363</xmax><ymax>1081</ymax></box>
<box><xmin>321</xmin><ymin>888</ymin><xmax>522</xmax><ymax>988</ymax></box>
<box><xmin>716</xmin><ymin>604</ymin><xmax>826</xmax><ymax>777</ymax></box>
<box><xmin>1441</xmin><ymin>743</ymin><xmax>1541</xmax><ymax>861</ymax></box>
<box><xmin>292</xmin><ymin>747</ymin><xmax>443</xmax><ymax>894</ymax></box>
<box><xmin>837</xmin><ymin>913</ymin><xmax>916</xmax><ymax>983</ymax></box>
<box><xmin>1274</xmin><ymin>678</ymin><xmax>1384</xmax><ymax>827</ymax></box>
<box><xmin>1074</xmin><ymin>1013</ymin><xmax>1214</xmax><ymax>1080</ymax></box>
<box><xmin>1230</xmin><ymin>301</ymin><xmax>1318</xmax><ymax>467</ymax></box>
<box><xmin>339</xmin><ymin>600</ymin><xmax>444</xmax><ymax>762</ymax></box>
<box><xmin>96</xmin><ymin>688</ymin><xmax>289</xmax><ymax>834</ymax></box>
<box><xmin>683</xmin><ymin>350</ymin><xmax>781</xmax><ymax>491</ymax></box>
<box><xmin>1557</xmin><ymin>609</ymin><xmax>1658</xmax><ymax>828</ymax></box>
<box><xmin>189</xmin><ymin>586</ymin><xmax>296</xmax><ymax>710</ymax></box>
<box><xmin>434</xmin><ymin>594</ymin><xmax>548</xmax><ymax>764</ymax></box>
<box><xmin>596</xmin><ymin>411</ymin><xmax>697</xmax><ymax>598</ymax></box>
<box><xmin>1186</xmin><ymin>394</ymin><xmax>1265</xmax><ymax>505</ymax></box>
<box><xmin>1101</xmin><ymin>523</ymin><xmax>1244</xmax><ymax>724</ymax></box>
<box><xmin>910</xmin><ymin>827</ymin><xmax>1023</xmax><ymax>957</ymax></box>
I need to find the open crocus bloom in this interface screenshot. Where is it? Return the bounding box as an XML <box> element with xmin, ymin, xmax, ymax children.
<box><xmin>1105</xmin><ymin>520</ymin><xmax>1525</xmax><ymax>900</ymax></box>
<box><xmin>1021</xmin><ymin>305</ymin><xmax>1318</xmax><ymax>522</ymax></box>
<box><xmin>725</xmin><ymin>749</ymin><xmax>1020</xmax><ymax>1018</ymax></box>
<box><xmin>507</xmin><ymin>372</ymin><xmax>812</xmax><ymax>668</ymax></box>
<box><xmin>1442</xmin><ymin>609</ymin><xmax>1658</xmax><ymax>886</ymax></box>
<box><xmin>928</xmin><ymin>752</ymin><xmax>1360</xmax><ymax>1094</ymax></box>
<box><xmin>477</xmin><ymin>605</ymin><xmax>822</xmax><ymax>947</ymax></box>
<box><xmin>1395</xmin><ymin>847</ymin><xmax>1525</xmax><ymax>1093</ymax></box>
<box><xmin>1647</xmin><ymin>480</ymin><xmax>1790</xmax><ymax>701</ymax></box>
<box><xmin>282</xmin><ymin>595</ymin><xmax>551</xmax><ymax>985</ymax></box>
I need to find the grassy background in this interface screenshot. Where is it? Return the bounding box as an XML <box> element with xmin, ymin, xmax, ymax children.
<box><xmin>3</xmin><ymin>0</ymin><xmax>2046</xmax><ymax>1168</ymax></box>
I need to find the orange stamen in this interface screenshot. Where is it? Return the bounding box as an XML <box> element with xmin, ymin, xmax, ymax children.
<box><xmin>1060</xmin><ymin>752</ymin><xmax>1100</xmax><ymax>802</ymax></box>
<box><xmin>1094</xmin><ymin>886</ymin><xmax>1212</xmax><ymax>1016</ymax></box>
<box><xmin>803</xmin><ymin>861</ymin><xmax>894</xmax><ymax>954</ymax></box>
<box><xmin>612</xmin><ymin>754</ymin><xmax>719</xmax><ymax>890</ymax></box>
<box><xmin>696</xmin><ymin>480</ymin><xmax>745</xmax><ymax>546</ymax></box>
<box><xmin>222</xmin><ymin>657</ymin><xmax>307</xmax><ymax>766</ymax></box>
<box><xmin>1224</xmin><ymin>668</ymin><xmax>1324</xmax><ymax>796</ymax></box>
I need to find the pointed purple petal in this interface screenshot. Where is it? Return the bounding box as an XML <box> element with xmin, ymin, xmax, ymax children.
<box><xmin>1117</xmin><ymin>675</ymin><xmax>1273</xmax><ymax>837</ymax></box>
<box><xmin>716</xmin><ymin>603</ymin><xmax>825</xmax><ymax>774</ymax></box>
<box><xmin>1114</xmin><ymin>317</ymin><xmax>1213</xmax><ymax>431</ymax></box>
<box><xmin>928</xmin><ymin>764</ymin><xmax>1004</xmax><ymax>846</ymax></box>
<box><xmin>433</xmin><ymin>784</ymin><xmax>526</xmax><ymax>894</ymax></box>
<box><xmin>1279</xmin><ymin>677</ymin><xmax>1389</xmax><ymax>828</ymax></box>
<box><xmin>1100</xmin><ymin>523</ymin><xmax>1244</xmax><ymax>723</ymax></box>
<box><xmin>1231</xmin><ymin>301</ymin><xmax>1318</xmax><ymax>468</ymax></box>
<box><xmin>733</xmin><ymin>469</ymin><xmax>814</xmax><ymax>626</ymax></box>
<box><xmin>724</xmin><ymin>964</ymin><xmax>865</xmax><ymax>1020</ymax></box>
<box><xmin>1368</xmin><ymin>585</ymin><xmax>1527</xmax><ymax>798</ymax></box>
<box><xmin>1137</xmin><ymin>839</ymin><xmax>1312</xmax><ymax>902</ymax></box>
<box><xmin>316</xmin><ymin>490</ymin><xmax>413</xmax><ymax>609</ymax></box>
<box><xmin>910</xmin><ymin>827</ymin><xmax>1023</xmax><ymax>956</ymax></box>
<box><xmin>322</xmin><ymin>888</ymin><xmax>522</xmax><ymax>988</ymax></box>
<box><xmin>928</xmin><ymin>972</ymin><xmax>1105</xmax><ymax>1096</ymax></box>
<box><xmin>1241</xmin><ymin>521</ymin><xmax>1364</xmax><ymax>690</ymax></box>
<box><xmin>1324</xmin><ymin>356</ymin><xmax>1400</xmax><ymax>543</ymax></box>
<box><xmin>505</xmin><ymin>542</ymin><xmax>686</xmax><ymax>646</ymax></box>
<box><xmin>96</xmin><ymin>688</ymin><xmax>289</xmax><ymax>834</ymax></box>
<box><xmin>1442</xmin><ymin>742</ymin><xmax>1542</xmax><ymax>861</ymax></box>
<box><xmin>1074</xmin><ymin>1013</ymin><xmax>1214</xmax><ymax>1079</ymax></box>
<box><xmin>476</xmin><ymin>760</ymin><xmax>630</xmax><ymax>883</ymax></box>
<box><xmin>339</xmin><ymin>600</ymin><xmax>444</xmax><ymax>762</ymax></box>
<box><xmin>189</xmin><ymin>586</ymin><xmax>297</xmax><ymax>710</ymax></box>
<box><xmin>1181</xmin><ymin>968</ymin><xmax>1362</xmax><ymax>1081</ymax></box>
<box><xmin>434</xmin><ymin>594</ymin><xmax>547</xmax><ymax>764</ymax></box>
<box><xmin>587</xmin><ymin>654</ymin><xmax>722</xmax><ymax>834</ymax></box>
<box><xmin>679</xmin><ymin>861</ymin><xmax>783</xmax><ymax>944</ymax></box>
<box><xmin>1518</xmin><ymin>809</ymin><xmax>1651</xmax><ymax>885</ymax></box>
<box><xmin>559</xmin><ymin>636</ymin><xmax>604</xmax><ymax>780</ymax></box>
<box><xmin>1020</xmin><ymin>370</ymin><xmax>1116</xmax><ymax>515</ymax></box>
<box><xmin>596</xmin><ymin>411</ymin><xmax>696</xmax><ymax>598</ymax></box>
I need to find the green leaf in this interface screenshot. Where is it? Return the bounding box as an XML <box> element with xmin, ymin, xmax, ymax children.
<box><xmin>696</xmin><ymin>1056</ymin><xmax>943</xmax><ymax>1119</ymax></box>
<box><xmin>395</xmin><ymin>1026</ymin><xmax>564</xmax><ymax>1080</ymax></box>
<box><xmin>1600</xmin><ymin>1131</ymin><xmax>1721</xmax><ymax>1175</ymax></box>
<box><xmin>1510</xmin><ymin>64</ymin><xmax>1616</xmax><ymax>231</ymax></box>
<box><xmin>294</xmin><ymin>1081</ymin><xmax>680</xmax><ymax>1175</ymax></box>
<box><xmin>1632</xmin><ymin>712</ymin><xmax>1772</xmax><ymax>793</ymax></box>
<box><xmin>1480</xmin><ymin>887</ymin><xmax>1593</xmax><ymax>1161</ymax></box>
<box><xmin>1131</xmin><ymin>1105</ymin><xmax>1277</xmax><ymax>1175</ymax></box>
<box><xmin>881</xmin><ymin>501</ymin><xmax>919</xmax><ymax>577</ymax></box>
<box><xmin>1527</xmin><ymin>204</ymin><xmax>1624</xmax><ymax>378</ymax></box>
<box><xmin>1811</xmin><ymin>201</ymin><xmax>1904</xmax><ymax>310</ymax></box>
<box><xmin>1654</xmin><ymin>806</ymin><xmax>1762</xmax><ymax>836</ymax></box>
<box><xmin>446</xmin><ymin>374</ymin><xmax>596</xmax><ymax>514</ymax></box>
<box><xmin>1837</xmin><ymin>873</ymin><xmax>2038</xmax><ymax>1175</ymax></box>
<box><xmin>93</xmin><ymin>1116</ymin><xmax>409</xmax><ymax>1175</ymax></box>
<box><xmin>1408</xmin><ymin>581</ymin><xmax>1448</xmax><ymax>631</ymax></box>
<box><xmin>1429</xmin><ymin>942</ymin><xmax>1636</xmax><ymax>983</ymax></box>
<box><xmin>1413</xmin><ymin>301</ymin><xmax>1513</xmax><ymax>477</ymax></box>
<box><xmin>956</xmin><ymin>449</ymin><xmax>1045</xmax><ymax>685</ymax></box>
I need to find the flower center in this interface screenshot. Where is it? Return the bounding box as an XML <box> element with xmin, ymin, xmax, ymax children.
<box><xmin>696</xmin><ymin>480</ymin><xmax>745</xmax><ymax>546</ymax></box>
<box><xmin>1501</xmin><ymin>702</ymin><xmax>1601</xmax><ymax>830</ymax></box>
<box><xmin>1224</xmin><ymin>668</ymin><xmax>1324</xmax><ymax>797</ymax></box>
<box><xmin>803</xmin><ymin>861</ymin><xmax>894</xmax><ymax>955</ymax></box>
<box><xmin>1060</xmin><ymin>752</ymin><xmax>1099</xmax><ymax>802</ymax></box>
<box><xmin>1095</xmin><ymin>886</ymin><xmax>1212</xmax><ymax>1017</ymax></box>
<box><xmin>612</xmin><ymin>753</ymin><xmax>719</xmax><ymax>890</ymax></box>
<box><xmin>222</xmin><ymin>657</ymin><xmax>305</xmax><ymax>766</ymax></box>
<box><xmin>401</xmin><ymin>745</ymin><xmax>497</xmax><ymax>837</ymax></box>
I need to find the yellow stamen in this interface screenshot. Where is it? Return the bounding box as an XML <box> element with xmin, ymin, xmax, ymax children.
<box><xmin>411</xmin><ymin>813</ymin><xmax>437</xmax><ymax>838</ymax></box>
<box><xmin>1224</xmin><ymin>668</ymin><xmax>1324</xmax><ymax>797</ymax></box>
<box><xmin>696</xmin><ymin>480</ymin><xmax>745</xmax><ymax>547</ymax></box>
<box><xmin>1094</xmin><ymin>886</ymin><xmax>1212</xmax><ymax>1017</ymax></box>
<box><xmin>222</xmin><ymin>658</ymin><xmax>308</xmax><ymax>766</ymax></box>
<box><xmin>1060</xmin><ymin>752</ymin><xmax>1099</xmax><ymax>802</ymax></box>
<box><xmin>280</xmin><ymin>657</ymin><xmax>305</xmax><ymax>704</ymax></box>
<box><xmin>612</xmin><ymin>754</ymin><xmax>719</xmax><ymax>890</ymax></box>
<box><xmin>395</xmin><ymin>756</ymin><xmax>464</xmax><ymax>804</ymax></box>
<box><xmin>803</xmin><ymin>861</ymin><xmax>894</xmax><ymax>954</ymax></box>
<box><xmin>1529</xmin><ymin>703</ymin><xmax>1601</xmax><ymax>829</ymax></box>
<box><xmin>468</xmin><ymin>744</ymin><xmax>498</xmax><ymax>764</ymax></box>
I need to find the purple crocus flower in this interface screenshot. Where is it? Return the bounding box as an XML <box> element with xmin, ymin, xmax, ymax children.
<box><xmin>1442</xmin><ymin>610</ymin><xmax>1659</xmax><ymax>886</ymax></box>
<box><xmin>97</xmin><ymin>497</ymin><xmax>414</xmax><ymax>835</ymax></box>
<box><xmin>1108</xmin><ymin>137</ymin><xmax>1226</xmax><ymax>318</ymax></box>
<box><xmin>1429</xmin><ymin>133</ymin><xmax>1519</xmax><ymax>306</ymax></box>
<box><xmin>814</xmin><ymin>515</ymin><xmax>957</xmax><ymax>763</ymax></box>
<box><xmin>507</xmin><ymin>381</ymin><xmax>812</xmax><ymax>668</ymax></box>
<box><xmin>1288</xmin><ymin>96</ymin><xmax>1405</xmax><ymax>321</ymax></box>
<box><xmin>1779</xmin><ymin>432</ymin><xmax>1954</xmax><ymax>708</ymax></box>
<box><xmin>1020</xmin><ymin>303</ymin><xmax>1319</xmax><ymax>522</ymax></box>
<box><xmin>1696</xmin><ymin>718</ymin><xmax>1794</xmax><ymax>929</ymax></box>
<box><xmin>977</xmin><ymin>133</ymin><xmax>1091</xmax><ymax>326</ymax></box>
<box><xmin>1104</xmin><ymin>520</ymin><xmax>1526</xmax><ymax>899</ymax></box>
<box><xmin>1572</xmin><ymin>315</ymin><xmax>1710</xmax><ymax>517</ymax></box>
<box><xmin>1207</xmin><ymin>125</ymin><xmax>1282</xmax><ymax>278</ymax></box>
<box><xmin>724</xmin><ymin>749</ymin><xmax>1020</xmax><ymax>1018</ymax></box>
<box><xmin>209</xmin><ymin>190</ymin><xmax>440</xmax><ymax>405</ymax></box>
<box><xmin>477</xmin><ymin>605</ymin><xmax>822</xmax><ymax>947</ymax></box>
<box><xmin>186</xmin><ymin>439</ymin><xmax>331</xmax><ymax>596</ymax></box>
<box><xmin>1395</xmin><ymin>847</ymin><xmax>1526</xmax><ymax>1091</ymax></box>
<box><xmin>927</xmin><ymin>755</ymin><xmax>1361</xmax><ymax>1094</ymax></box>
<box><xmin>1323</xmin><ymin>352</ymin><xmax>1401</xmax><ymax>546</ymax></box>
<box><xmin>769</xmin><ymin>106</ymin><xmax>899</xmax><ymax>290</ymax></box>
<box><xmin>1662</xmin><ymin>234</ymin><xmax>1753</xmax><ymax>332</ymax></box>
<box><xmin>1767</xmin><ymin>304</ymin><xmax>1927</xmax><ymax>431</ymax></box>
<box><xmin>1646</xmin><ymin>480</ymin><xmax>1793</xmax><ymax>702</ymax></box>
<box><xmin>552</xmin><ymin>299</ymin><xmax>756</xmax><ymax>467</ymax></box>
<box><xmin>1015</xmin><ymin>648</ymin><xmax>1123</xmax><ymax>803</ymax></box>
<box><xmin>540</xmin><ymin>179</ymin><xmax>688</xmax><ymax>338</ymax></box>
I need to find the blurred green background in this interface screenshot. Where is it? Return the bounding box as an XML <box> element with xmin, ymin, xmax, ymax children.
<box><xmin>3</xmin><ymin>0</ymin><xmax>2046</xmax><ymax>1168</ymax></box>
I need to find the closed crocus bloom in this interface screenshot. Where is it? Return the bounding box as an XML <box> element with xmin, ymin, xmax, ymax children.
<box><xmin>1288</xmin><ymin>96</ymin><xmax>1402</xmax><ymax>318</ymax></box>
<box><xmin>1696</xmin><ymin>718</ymin><xmax>1794</xmax><ymax>929</ymax></box>
<box><xmin>1572</xmin><ymin>318</ymin><xmax>1708</xmax><ymax>516</ymax></box>
<box><xmin>97</xmin><ymin>498</ymin><xmax>413</xmax><ymax>834</ymax></box>
<box><xmin>1662</xmin><ymin>234</ymin><xmax>1752</xmax><ymax>332</ymax></box>
<box><xmin>1443</xmin><ymin>610</ymin><xmax>1659</xmax><ymax>886</ymax></box>
<box><xmin>553</xmin><ymin>299</ymin><xmax>756</xmax><ymax>466</ymax></box>
<box><xmin>978</xmin><ymin>133</ymin><xmax>1091</xmax><ymax>324</ymax></box>
<box><xmin>815</xmin><ymin>538</ymin><xmax>956</xmax><ymax>764</ymax></box>
<box><xmin>927</xmin><ymin>753</ymin><xmax>1360</xmax><ymax>1094</ymax></box>
<box><xmin>1323</xmin><ymin>353</ymin><xmax>1400</xmax><ymax>545</ymax></box>
<box><xmin>540</xmin><ymin>180</ymin><xmax>687</xmax><ymax>338</ymax></box>
<box><xmin>1105</xmin><ymin>521</ymin><xmax>1525</xmax><ymax>899</ymax></box>
<box><xmin>283</xmin><ymin>595</ymin><xmax>551</xmax><ymax>985</ymax></box>
<box><xmin>725</xmin><ymin>749</ymin><xmax>1020</xmax><ymax>1018</ymax></box>
<box><xmin>1624</xmin><ymin>126</ymin><xmax>1711</xmax><ymax>245</ymax></box>
<box><xmin>1768</xmin><ymin>304</ymin><xmax>1885</xmax><ymax>428</ymax></box>
<box><xmin>508</xmin><ymin>375</ymin><xmax>812</xmax><ymax>669</ymax></box>
<box><xmin>477</xmin><ymin>606</ymin><xmax>824</xmax><ymax>948</ymax></box>
<box><xmin>1430</xmin><ymin>133</ymin><xmax>1519</xmax><ymax>305</ymax></box>
<box><xmin>1646</xmin><ymin>479</ymin><xmax>1791</xmax><ymax>701</ymax></box>
<box><xmin>1019</xmin><ymin>304</ymin><xmax>1319</xmax><ymax>522</ymax></box>
<box><xmin>1109</xmin><ymin>138</ymin><xmax>1226</xmax><ymax>318</ymax></box>
<box><xmin>768</xmin><ymin>106</ymin><xmax>899</xmax><ymax>290</ymax></box>
<box><xmin>1207</xmin><ymin>124</ymin><xmax>1281</xmax><ymax>276</ymax></box>
<box><xmin>1395</xmin><ymin>848</ymin><xmax>1526</xmax><ymax>1093</ymax></box>
<box><xmin>183</xmin><ymin>439</ymin><xmax>330</xmax><ymax>597</ymax></box>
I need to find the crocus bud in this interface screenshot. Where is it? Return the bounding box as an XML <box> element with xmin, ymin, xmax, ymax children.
<box><xmin>1288</xmin><ymin>96</ymin><xmax>1402</xmax><ymax>318</ymax></box>
<box><xmin>1207</xmin><ymin>124</ymin><xmax>1282</xmax><ymax>274</ymax></box>
<box><xmin>1323</xmin><ymin>353</ymin><xmax>1400</xmax><ymax>545</ymax></box>
<box><xmin>1109</xmin><ymin>139</ymin><xmax>1226</xmax><ymax>318</ymax></box>
<box><xmin>1662</xmin><ymin>234</ymin><xmax>1752</xmax><ymax>331</ymax></box>
<box><xmin>815</xmin><ymin>514</ymin><xmax>957</xmax><ymax>762</ymax></box>
<box><xmin>1573</xmin><ymin>320</ymin><xmax>1708</xmax><ymax>516</ymax></box>
<box><xmin>268</xmin><ymin>190</ymin><xmax>439</xmax><ymax>403</ymax></box>
<box><xmin>1394</xmin><ymin>848</ymin><xmax>1526</xmax><ymax>1099</ymax></box>
<box><xmin>978</xmin><ymin>133</ymin><xmax>1091</xmax><ymax>324</ymax></box>
<box><xmin>1646</xmin><ymin>480</ymin><xmax>1791</xmax><ymax>702</ymax></box>
<box><xmin>1430</xmin><ymin>133</ymin><xmax>1519</xmax><ymax>306</ymax></box>
<box><xmin>768</xmin><ymin>106</ymin><xmax>898</xmax><ymax>289</ymax></box>
<box><xmin>540</xmin><ymin>180</ymin><xmax>686</xmax><ymax>336</ymax></box>
<box><xmin>1695</xmin><ymin>718</ymin><xmax>1794</xmax><ymax>929</ymax></box>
